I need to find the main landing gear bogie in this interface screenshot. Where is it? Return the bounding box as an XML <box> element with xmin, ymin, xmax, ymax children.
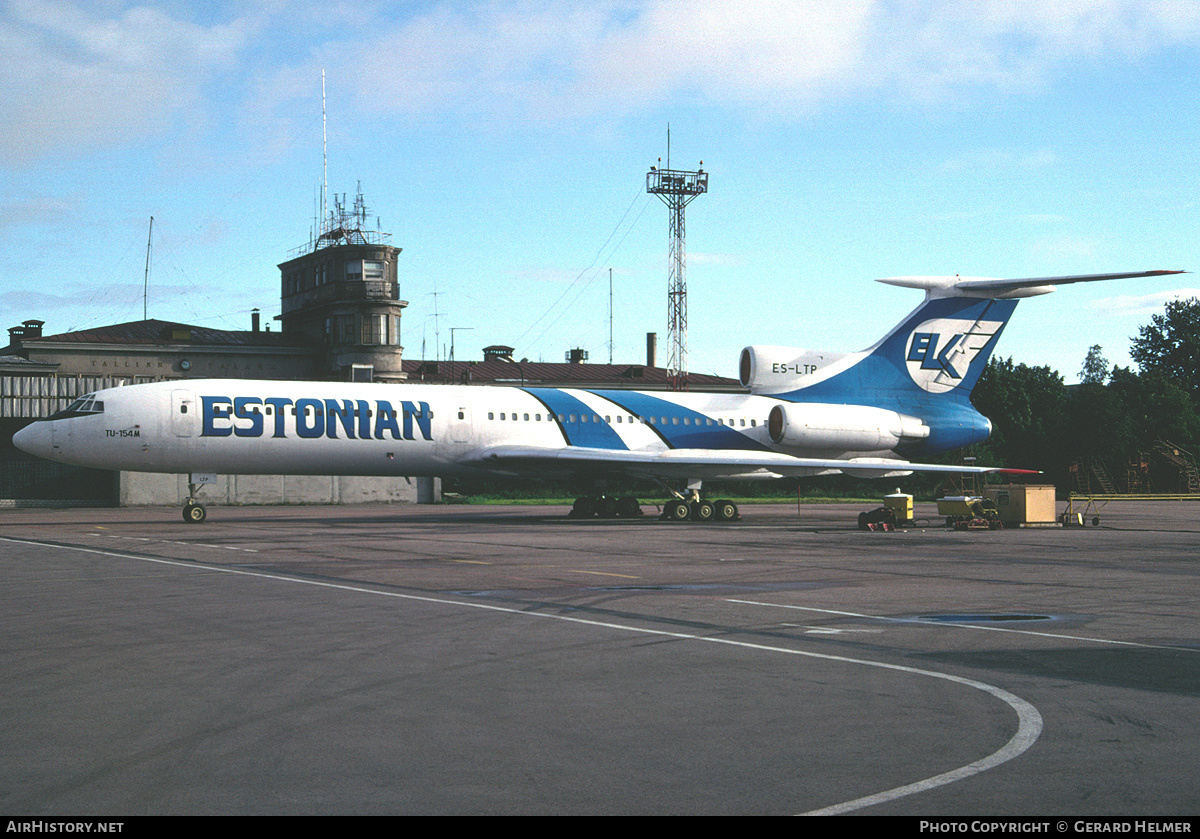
<box><xmin>569</xmin><ymin>495</ymin><xmax>644</xmax><ymax>519</ymax></box>
<box><xmin>569</xmin><ymin>494</ymin><xmax>738</xmax><ymax>523</ymax></box>
<box><xmin>661</xmin><ymin>498</ymin><xmax>739</xmax><ymax>523</ymax></box>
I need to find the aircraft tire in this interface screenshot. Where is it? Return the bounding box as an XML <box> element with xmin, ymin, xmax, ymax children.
<box><xmin>663</xmin><ymin>499</ymin><xmax>691</xmax><ymax>522</ymax></box>
<box><xmin>691</xmin><ymin>500</ymin><xmax>716</xmax><ymax>522</ymax></box>
<box><xmin>616</xmin><ymin>496</ymin><xmax>643</xmax><ymax>517</ymax></box>
<box><xmin>597</xmin><ymin>496</ymin><xmax>618</xmax><ymax>518</ymax></box>
<box><xmin>183</xmin><ymin>503</ymin><xmax>207</xmax><ymax>524</ymax></box>
<box><xmin>571</xmin><ymin>496</ymin><xmax>597</xmax><ymax>518</ymax></box>
<box><xmin>714</xmin><ymin>500</ymin><xmax>739</xmax><ymax>522</ymax></box>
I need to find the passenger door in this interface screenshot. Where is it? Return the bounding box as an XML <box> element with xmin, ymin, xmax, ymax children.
<box><xmin>171</xmin><ymin>390</ymin><xmax>198</xmax><ymax>437</ymax></box>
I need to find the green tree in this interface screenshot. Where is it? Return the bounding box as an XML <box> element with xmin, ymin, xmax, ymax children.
<box><xmin>1107</xmin><ymin>366</ymin><xmax>1200</xmax><ymax>450</ymax></box>
<box><xmin>971</xmin><ymin>357</ymin><xmax>1068</xmax><ymax>474</ymax></box>
<box><xmin>1079</xmin><ymin>344</ymin><xmax>1109</xmax><ymax>385</ymax></box>
<box><xmin>1130</xmin><ymin>298</ymin><xmax>1200</xmax><ymax>400</ymax></box>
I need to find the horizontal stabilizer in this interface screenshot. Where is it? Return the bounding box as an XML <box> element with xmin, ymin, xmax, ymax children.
<box><xmin>878</xmin><ymin>270</ymin><xmax>1184</xmax><ymax>299</ymax></box>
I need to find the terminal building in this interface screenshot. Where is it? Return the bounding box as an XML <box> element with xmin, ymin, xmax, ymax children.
<box><xmin>2</xmin><ymin>189</ymin><xmax>741</xmax><ymax>508</ymax></box>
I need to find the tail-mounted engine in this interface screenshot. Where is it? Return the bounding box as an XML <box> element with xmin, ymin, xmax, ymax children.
<box><xmin>739</xmin><ymin>345</ymin><xmax>848</xmax><ymax>393</ymax></box>
<box><xmin>767</xmin><ymin>402</ymin><xmax>929</xmax><ymax>453</ymax></box>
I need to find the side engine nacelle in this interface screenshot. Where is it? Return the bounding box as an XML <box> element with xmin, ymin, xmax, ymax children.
<box><xmin>767</xmin><ymin>402</ymin><xmax>930</xmax><ymax>452</ymax></box>
<box><xmin>739</xmin><ymin>345</ymin><xmax>847</xmax><ymax>393</ymax></box>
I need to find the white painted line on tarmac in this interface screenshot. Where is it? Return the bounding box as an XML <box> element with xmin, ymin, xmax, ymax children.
<box><xmin>84</xmin><ymin>532</ymin><xmax>261</xmax><ymax>553</ymax></box>
<box><xmin>800</xmin><ymin>665</ymin><xmax>1041</xmax><ymax>816</ymax></box>
<box><xmin>728</xmin><ymin>599</ymin><xmax>1200</xmax><ymax>653</ymax></box>
<box><xmin>2</xmin><ymin>535</ymin><xmax>1043</xmax><ymax>815</ymax></box>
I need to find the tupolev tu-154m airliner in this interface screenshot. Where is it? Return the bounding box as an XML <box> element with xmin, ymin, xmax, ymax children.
<box><xmin>13</xmin><ymin>270</ymin><xmax>1182</xmax><ymax>523</ymax></box>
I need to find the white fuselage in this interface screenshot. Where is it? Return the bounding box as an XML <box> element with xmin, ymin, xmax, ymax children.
<box><xmin>15</xmin><ymin>270</ymin><xmax>1175</xmax><ymax>489</ymax></box>
<box><xmin>17</xmin><ymin>379</ymin><xmax>814</xmax><ymax>479</ymax></box>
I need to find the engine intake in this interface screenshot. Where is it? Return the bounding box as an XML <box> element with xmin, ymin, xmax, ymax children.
<box><xmin>739</xmin><ymin>345</ymin><xmax>847</xmax><ymax>393</ymax></box>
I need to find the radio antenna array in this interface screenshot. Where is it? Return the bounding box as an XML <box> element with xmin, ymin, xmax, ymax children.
<box><xmin>646</xmin><ymin>133</ymin><xmax>707</xmax><ymax>391</ymax></box>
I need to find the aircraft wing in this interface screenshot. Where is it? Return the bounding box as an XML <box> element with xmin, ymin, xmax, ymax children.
<box><xmin>460</xmin><ymin>445</ymin><xmax>1034</xmax><ymax>480</ymax></box>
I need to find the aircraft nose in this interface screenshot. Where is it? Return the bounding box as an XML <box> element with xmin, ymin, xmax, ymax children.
<box><xmin>12</xmin><ymin>422</ymin><xmax>50</xmax><ymax>458</ymax></box>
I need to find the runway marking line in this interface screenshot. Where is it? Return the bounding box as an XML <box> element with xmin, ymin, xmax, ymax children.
<box><xmin>565</xmin><ymin>569</ymin><xmax>641</xmax><ymax>579</ymax></box>
<box><xmin>2</xmin><ymin>535</ymin><xmax>1042</xmax><ymax>816</ymax></box>
<box><xmin>729</xmin><ymin>600</ymin><xmax>1200</xmax><ymax>654</ymax></box>
<box><xmin>83</xmin><ymin>532</ymin><xmax>260</xmax><ymax>554</ymax></box>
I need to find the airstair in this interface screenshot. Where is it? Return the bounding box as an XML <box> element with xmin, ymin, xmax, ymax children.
<box><xmin>1065</xmin><ymin>440</ymin><xmax>1200</xmax><ymax>526</ymax></box>
<box><xmin>1070</xmin><ymin>456</ymin><xmax>1117</xmax><ymax>495</ymax></box>
<box><xmin>1152</xmin><ymin>440</ymin><xmax>1200</xmax><ymax>493</ymax></box>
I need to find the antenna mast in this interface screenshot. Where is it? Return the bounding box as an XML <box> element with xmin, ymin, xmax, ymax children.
<box><xmin>647</xmin><ymin>137</ymin><xmax>707</xmax><ymax>391</ymax></box>
<box><xmin>143</xmin><ymin>216</ymin><xmax>153</xmax><ymax>321</ymax></box>
<box><xmin>608</xmin><ymin>268</ymin><xmax>614</xmax><ymax>365</ymax></box>
<box><xmin>321</xmin><ymin>69</ymin><xmax>328</xmax><ymax>228</ymax></box>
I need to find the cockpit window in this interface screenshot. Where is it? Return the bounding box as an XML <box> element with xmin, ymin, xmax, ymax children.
<box><xmin>48</xmin><ymin>393</ymin><xmax>105</xmax><ymax>420</ymax></box>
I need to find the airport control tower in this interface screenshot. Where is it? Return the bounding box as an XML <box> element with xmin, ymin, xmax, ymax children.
<box><xmin>278</xmin><ymin>186</ymin><xmax>407</xmax><ymax>382</ymax></box>
<box><xmin>647</xmin><ymin>159</ymin><xmax>707</xmax><ymax>391</ymax></box>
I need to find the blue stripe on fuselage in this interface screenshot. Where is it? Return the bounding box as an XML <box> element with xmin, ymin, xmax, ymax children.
<box><xmin>521</xmin><ymin>389</ymin><xmax>628</xmax><ymax>450</ymax></box>
<box><xmin>588</xmin><ymin>390</ymin><xmax>773</xmax><ymax>452</ymax></box>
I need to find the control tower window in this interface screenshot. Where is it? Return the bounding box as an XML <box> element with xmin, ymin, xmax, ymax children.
<box><xmin>334</xmin><ymin>314</ymin><xmax>355</xmax><ymax>344</ymax></box>
<box><xmin>345</xmin><ymin>259</ymin><xmax>385</xmax><ymax>284</ymax></box>
<box><xmin>362</xmin><ymin>313</ymin><xmax>390</xmax><ymax>345</ymax></box>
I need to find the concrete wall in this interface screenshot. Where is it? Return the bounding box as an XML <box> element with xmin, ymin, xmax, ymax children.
<box><xmin>120</xmin><ymin>472</ymin><xmax>440</xmax><ymax>507</ymax></box>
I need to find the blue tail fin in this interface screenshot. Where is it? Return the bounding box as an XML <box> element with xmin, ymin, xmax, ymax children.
<box><xmin>780</xmin><ymin>294</ymin><xmax>1018</xmax><ymax>407</ymax></box>
<box><xmin>795</xmin><ymin>269</ymin><xmax>1183</xmax><ymax>409</ymax></box>
<box><xmin>770</xmin><ymin>293</ymin><xmax>1018</xmax><ymax>453</ymax></box>
<box><xmin>762</xmin><ymin>270</ymin><xmax>1182</xmax><ymax>453</ymax></box>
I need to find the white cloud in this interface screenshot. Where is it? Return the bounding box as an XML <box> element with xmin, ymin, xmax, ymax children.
<box><xmin>1019</xmin><ymin>213</ymin><xmax>1066</xmax><ymax>225</ymax></box>
<box><xmin>0</xmin><ymin>0</ymin><xmax>253</xmax><ymax>164</ymax></box>
<box><xmin>327</xmin><ymin>0</ymin><xmax>1200</xmax><ymax>123</ymax></box>
<box><xmin>0</xmin><ymin>195</ymin><xmax>74</xmax><ymax>230</ymax></box>
<box><xmin>0</xmin><ymin>289</ymin><xmax>78</xmax><ymax>310</ymax></box>
<box><xmin>1027</xmin><ymin>234</ymin><xmax>1100</xmax><ymax>262</ymax></box>
<box><xmin>1089</xmin><ymin>288</ymin><xmax>1200</xmax><ymax>316</ymax></box>
<box><xmin>942</xmin><ymin>147</ymin><xmax>1057</xmax><ymax>173</ymax></box>
<box><xmin>6</xmin><ymin>1</ymin><xmax>1200</xmax><ymax>163</ymax></box>
<box><xmin>686</xmin><ymin>251</ymin><xmax>742</xmax><ymax>267</ymax></box>
<box><xmin>872</xmin><ymin>0</ymin><xmax>1200</xmax><ymax>97</ymax></box>
<box><xmin>578</xmin><ymin>1</ymin><xmax>876</xmax><ymax>113</ymax></box>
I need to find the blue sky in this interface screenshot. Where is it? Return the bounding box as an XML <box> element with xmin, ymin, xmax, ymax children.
<box><xmin>3</xmin><ymin>0</ymin><xmax>1199</xmax><ymax>383</ymax></box>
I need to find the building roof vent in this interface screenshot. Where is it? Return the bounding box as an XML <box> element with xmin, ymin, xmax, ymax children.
<box><xmin>8</xmin><ymin>320</ymin><xmax>44</xmax><ymax>342</ymax></box>
<box><xmin>484</xmin><ymin>345</ymin><xmax>515</xmax><ymax>362</ymax></box>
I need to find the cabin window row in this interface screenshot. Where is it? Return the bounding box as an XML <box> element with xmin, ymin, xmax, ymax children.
<box><xmin>485</xmin><ymin>411</ymin><xmax>757</xmax><ymax>427</ymax></box>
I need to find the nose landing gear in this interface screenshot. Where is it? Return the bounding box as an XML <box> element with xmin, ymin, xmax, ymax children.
<box><xmin>181</xmin><ymin>473</ymin><xmax>210</xmax><ymax>523</ymax></box>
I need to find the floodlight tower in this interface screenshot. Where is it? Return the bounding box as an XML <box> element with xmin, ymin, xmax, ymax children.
<box><xmin>647</xmin><ymin>156</ymin><xmax>707</xmax><ymax>390</ymax></box>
